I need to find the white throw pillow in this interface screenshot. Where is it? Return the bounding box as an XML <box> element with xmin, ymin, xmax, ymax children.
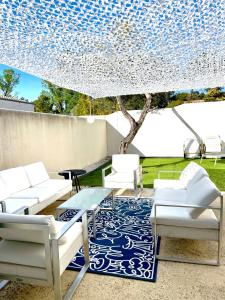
<box><xmin>187</xmin><ymin>177</ymin><xmax>220</xmax><ymax>218</ymax></box>
<box><xmin>112</xmin><ymin>154</ymin><xmax>139</xmax><ymax>172</ymax></box>
<box><xmin>179</xmin><ymin>162</ymin><xmax>201</xmax><ymax>186</ymax></box>
<box><xmin>24</xmin><ymin>162</ymin><xmax>49</xmax><ymax>186</ymax></box>
<box><xmin>186</xmin><ymin>167</ymin><xmax>208</xmax><ymax>190</ymax></box>
<box><xmin>0</xmin><ymin>167</ymin><xmax>31</xmax><ymax>195</ymax></box>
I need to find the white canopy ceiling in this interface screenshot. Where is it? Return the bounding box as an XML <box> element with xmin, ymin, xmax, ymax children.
<box><xmin>0</xmin><ymin>0</ymin><xmax>225</xmax><ymax>98</ymax></box>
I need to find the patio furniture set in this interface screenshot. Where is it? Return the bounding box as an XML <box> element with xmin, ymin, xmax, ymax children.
<box><xmin>0</xmin><ymin>155</ymin><xmax>223</xmax><ymax>299</ymax></box>
<box><xmin>184</xmin><ymin>135</ymin><xmax>224</xmax><ymax>165</ymax></box>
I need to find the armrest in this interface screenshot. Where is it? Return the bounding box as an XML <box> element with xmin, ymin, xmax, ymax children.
<box><xmin>52</xmin><ymin>209</ymin><xmax>87</xmax><ymax>240</ymax></box>
<box><xmin>158</xmin><ymin>170</ymin><xmax>182</xmax><ymax>179</ymax></box>
<box><xmin>102</xmin><ymin>165</ymin><xmax>112</xmax><ymax>186</ymax></box>
<box><xmin>12</xmin><ymin>206</ymin><xmax>29</xmax><ymax>215</ymax></box>
<box><xmin>9</xmin><ymin>196</ymin><xmax>39</xmax><ymax>201</ymax></box>
<box><xmin>0</xmin><ymin>201</ymin><xmax>6</xmax><ymax>213</ymax></box>
<box><xmin>155</xmin><ymin>202</ymin><xmax>222</xmax><ymax>211</ymax></box>
<box><xmin>133</xmin><ymin>165</ymin><xmax>142</xmax><ymax>182</ymax></box>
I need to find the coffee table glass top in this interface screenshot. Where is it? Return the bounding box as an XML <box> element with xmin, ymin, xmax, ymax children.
<box><xmin>58</xmin><ymin>187</ymin><xmax>112</xmax><ymax>211</ymax></box>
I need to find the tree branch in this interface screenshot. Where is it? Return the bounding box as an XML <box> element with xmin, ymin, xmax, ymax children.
<box><xmin>137</xmin><ymin>93</ymin><xmax>152</xmax><ymax>126</ymax></box>
<box><xmin>116</xmin><ymin>95</ymin><xmax>136</xmax><ymax>126</ymax></box>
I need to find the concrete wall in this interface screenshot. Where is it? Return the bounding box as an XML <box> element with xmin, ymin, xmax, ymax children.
<box><xmin>0</xmin><ymin>109</ymin><xmax>107</xmax><ymax>172</ymax></box>
<box><xmin>0</xmin><ymin>99</ymin><xmax>34</xmax><ymax>112</ymax></box>
<box><xmin>106</xmin><ymin>101</ymin><xmax>225</xmax><ymax>157</ymax></box>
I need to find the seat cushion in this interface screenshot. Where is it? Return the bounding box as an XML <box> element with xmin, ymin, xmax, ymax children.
<box><xmin>150</xmin><ymin>204</ymin><xmax>219</xmax><ymax>229</ymax></box>
<box><xmin>0</xmin><ymin>197</ymin><xmax>38</xmax><ymax>213</ymax></box>
<box><xmin>105</xmin><ymin>172</ymin><xmax>135</xmax><ymax>183</ymax></box>
<box><xmin>24</xmin><ymin>162</ymin><xmax>49</xmax><ymax>186</ymax></box>
<box><xmin>54</xmin><ymin>220</ymin><xmax>82</xmax><ymax>245</ymax></box>
<box><xmin>11</xmin><ymin>187</ymin><xmax>57</xmax><ymax>203</ymax></box>
<box><xmin>153</xmin><ymin>188</ymin><xmax>187</xmax><ymax>204</ymax></box>
<box><xmin>187</xmin><ymin>177</ymin><xmax>221</xmax><ymax>218</ymax></box>
<box><xmin>35</xmin><ymin>179</ymin><xmax>72</xmax><ymax>191</ymax></box>
<box><xmin>0</xmin><ymin>167</ymin><xmax>31</xmax><ymax>195</ymax></box>
<box><xmin>154</xmin><ymin>179</ymin><xmax>186</xmax><ymax>190</ymax></box>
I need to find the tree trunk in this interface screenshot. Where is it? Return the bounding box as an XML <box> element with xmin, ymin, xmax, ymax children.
<box><xmin>116</xmin><ymin>93</ymin><xmax>152</xmax><ymax>154</ymax></box>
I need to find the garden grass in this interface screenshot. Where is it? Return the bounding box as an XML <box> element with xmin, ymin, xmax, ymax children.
<box><xmin>80</xmin><ymin>157</ymin><xmax>225</xmax><ymax>191</ymax></box>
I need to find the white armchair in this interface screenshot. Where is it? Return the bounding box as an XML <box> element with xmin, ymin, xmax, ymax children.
<box><xmin>183</xmin><ymin>138</ymin><xmax>201</xmax><ymax>158</ymax></box>
<box><xmin>0</xmin><ymin>210</ymin><xmax>89</xmax><ymax>300</ymax></box>
<box><xmin>201</xmin><ymin>136</ymin><xmax>224</xmax><ymax>166</ymax></box>
<box><xmin>102</xmin><ymin>154</ymin><xmax>143</xmax><ymax>198</ymax></box>
<box><xmin>151</xmin><ymin>176</ymin><xmax>223</xmax><ymax>265</ymax></box>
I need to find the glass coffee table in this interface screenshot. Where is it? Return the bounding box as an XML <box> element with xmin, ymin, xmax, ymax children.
<box><xmin>57</xmin><ymin>187</ymin><xmax>113</xmax><ymax>238</ymax></box>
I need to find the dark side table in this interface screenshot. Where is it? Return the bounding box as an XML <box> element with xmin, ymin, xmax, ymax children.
<box><xmin>58</xmin><ymin>169</ymin><xmax>86</xmax><ymax>193</ymax></box>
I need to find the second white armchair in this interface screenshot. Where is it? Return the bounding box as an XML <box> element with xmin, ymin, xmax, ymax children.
<box><xmin>102</xmin><ymin>154</ymin><xmax>143</xmax><ymax>198</ymax></box>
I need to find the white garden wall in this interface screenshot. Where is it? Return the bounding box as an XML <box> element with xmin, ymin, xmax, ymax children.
<box><xmin>106</xmin><ymin>101</ymin><xmax>225</xmax><ymax>157</ymax></box>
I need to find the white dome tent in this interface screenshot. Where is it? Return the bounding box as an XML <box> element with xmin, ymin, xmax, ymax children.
<box><xmin>0</xmin><ymin>0</ymin><xmax>224</xmax><ymax>98</ymax></box>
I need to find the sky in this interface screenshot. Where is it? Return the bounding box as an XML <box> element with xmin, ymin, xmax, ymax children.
<box><xmin>0</xmin><ymin>64</ymin><xmax>43</xmax><ymax>102</ymax></box>
<box><xmin>0</xmin><ymin>64</ymin><xmax>223</xmax><ymax>102</ymax></box>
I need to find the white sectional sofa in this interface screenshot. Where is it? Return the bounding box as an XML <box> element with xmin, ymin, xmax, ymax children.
<box><xmin>151</xmin><ymin>162</ymin><xmax>223</xmax><ymax>265</ymax></box>
<box><xmin>0</xmin><ymin>162</ymin><xmax>72</xmax><ymax>214</ymax></box>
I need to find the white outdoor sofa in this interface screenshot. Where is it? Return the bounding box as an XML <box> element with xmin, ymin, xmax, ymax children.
<box><xmin>0</xmin><ymin>210</ymin><xmax>89</xmax><ymax>300</ymax></box>
<box><xmin>0</xmin><ymin>162</ymin><xmax>72</xmax><ymax>214</ymax></box>
<box><xmin>151</xmin><ymin>165</ymin><xmax>223</xmax><ymax>265</ymax></box>
<box><xmin>154</xmin><ymin>161</ymin><xmax>208</xmax><ymax>190</ymax></box>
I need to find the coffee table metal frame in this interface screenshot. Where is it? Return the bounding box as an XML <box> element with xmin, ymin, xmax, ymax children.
<box><xmin>57</xmin><ymin>187</ymin><xmax>114</xmax><ymax>238</ymax></box>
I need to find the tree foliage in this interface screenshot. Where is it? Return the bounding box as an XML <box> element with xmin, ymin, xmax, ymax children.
<box><xmin>34</xmin><ymin>81</ymin><xmax>79</xmax><ymax>114</ymax></box>
<box><xmin>0</xmin><ymin>69</ymin><xmax>20</xmax><ymax>97</ymax></box>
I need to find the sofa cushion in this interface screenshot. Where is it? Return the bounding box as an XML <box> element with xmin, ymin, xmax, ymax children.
<box><xmin>150</xmin><ymin>204</ymin><xmax>218</xmax><ymax>229</ymax></box>
<box><xmin>112</xmin><ymin>154</ymin><xmax>139</xmax><ymax>172</ymax></box>
<box><xmin>0</xmin><ymin>197</ymin><xmax>38</xmax><ymax>213</ymax></box>
<box><xmin>36</xmin><ymin>179</ymin><xmax>72</xmax><ymax>191</ymax></box>
<box><xmin>105</xmin><ymin>172</ymin><xmax>137</xmax><ymax>184</ymax></box>
<box><xmin>54</xmin><ymin>220</ymin><xmax>82</xmax><ymax>245</ymax></box>
<box><xmin>0</xmin><ymin>214</ymin><xmax>57</xmax><ymax>243</ymax></box>
<box><xmin>0</xmin><ymin>167</ymin><xmax>31</xmax><ymax>195</ymax></box>
<box><xmin>154</xmin><ymin>188</ymin><xmax>187</xmax><ymax>204</ymax></box>
<box><xmin>179</xmin><ymin>162</ymin><xmax>202</xmax><ymax>186</ymax></box>
<box><xmin>186</xmin><ymin>167</ymin><xmax>208</xmax><ymax>189</ymax></box>
<box><xmin>154</xmin><ymin>179</ymin><xmax>186</xmax><ymax>190</ymax></box>
<box><xmin>11</xmin><ymin>187</ymin><xmax>57</xmax><ymax>203</ymax></box>
<box><xmin>24</xmin><ymin>162</ymin><xmax>49</xmax><ymax>186</ymax></box>
<box><xmin>187</xmin><ymin>177</ymin><xmax>221</xmax><ymax>218</ymax></box>
<box><xmin>0</xmin><ymin>177</ymin><xmax>10</xmax><ymax>201</ymax></box>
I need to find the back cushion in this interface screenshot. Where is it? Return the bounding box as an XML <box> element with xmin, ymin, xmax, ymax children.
<box><xmin>0</xmin><ymin>214</ymin><xmax>57</xmax><ymax>243</ymax></box>
<box><xmin>179</xmin><ymin>162</ymin><xmax>201</xmax><ymax>186</ymax></box>
<box><xmin>24</xmin><ymin>162</ymin><xmax>49</xmax><ymax>186</ymax></box>
<box><xmin>186</xmin><ymin>167</ymin><xmax>208</xmax><ymax>189</ymax></box>
<box><xmin>0</xmin><ymin>167</ymin><xmax>31</xmax><ymax>195</ymax></box>
<box><xmin>187</xmin><ymin>177</ymin><xmax>220</xmax><ymax>218</ymax></box>
<box><xmin>205</xmin><ymin>137</ymin><xmax>221</xmax><ymax>153</ymax></box>
<box><xmin>112</xmin><ymin>154</ymin><xmax>139</xmax><ymax>172</ymax></box>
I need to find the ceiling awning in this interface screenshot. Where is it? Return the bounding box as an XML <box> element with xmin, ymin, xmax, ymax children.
<box><xmin>0</xmin><ymin>0</ymin><xmax>224</xmax><ymax>98</ymax></box>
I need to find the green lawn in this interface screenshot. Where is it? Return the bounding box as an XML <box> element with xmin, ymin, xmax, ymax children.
<box><xmin>80</xmin><ymin>157</ymin><xmax>225</xmax><ymax>191</ymax></box>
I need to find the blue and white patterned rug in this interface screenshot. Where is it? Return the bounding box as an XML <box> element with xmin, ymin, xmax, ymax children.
<box><xmin>58</xmin><ymin>197</ymin><xmax>159</xmax><ymax>282</ymax></box>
